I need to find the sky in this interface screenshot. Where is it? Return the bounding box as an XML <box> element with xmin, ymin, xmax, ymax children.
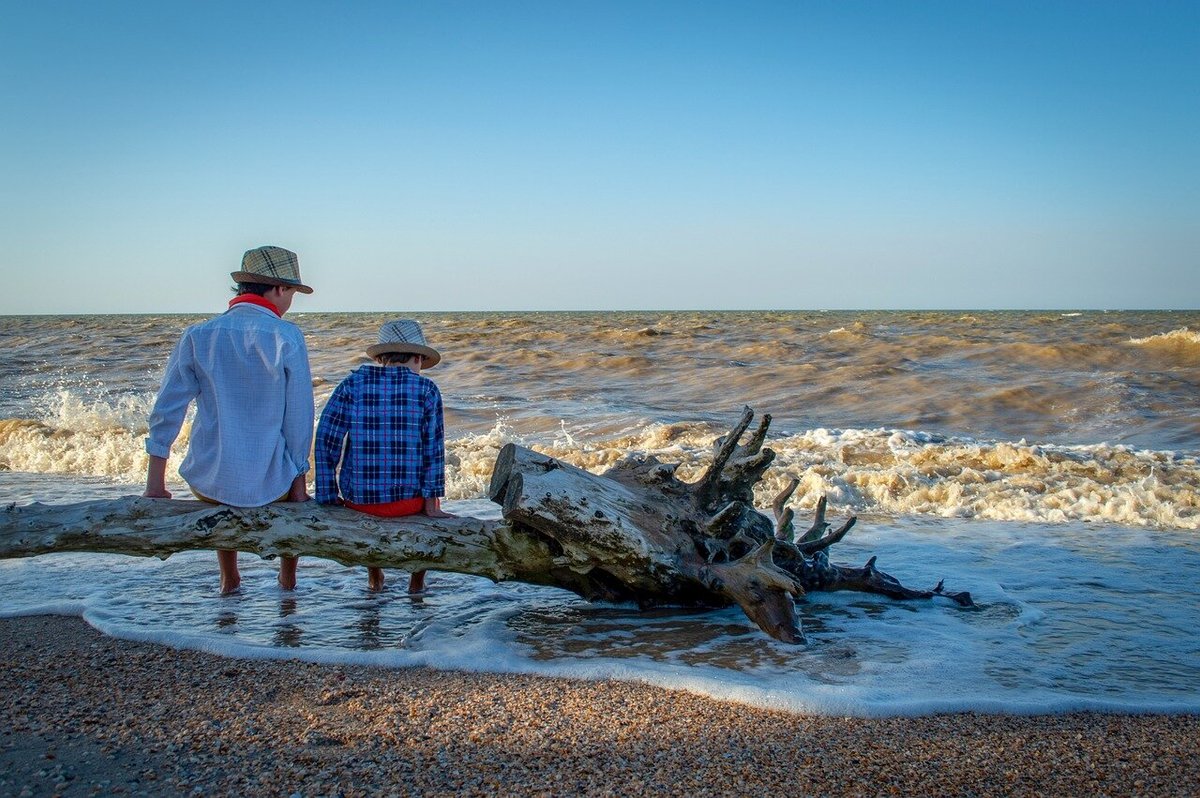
<box><xmin>1</xmin><ymin>1</ymin><xmax>1197</xmax><ymax>313</ymax></box>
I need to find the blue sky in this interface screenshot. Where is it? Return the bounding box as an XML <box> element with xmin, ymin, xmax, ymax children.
<box><xmin>1</xmin><ymin>1</ymin><xmax>1196</xmax><ymax>313</ymax></box>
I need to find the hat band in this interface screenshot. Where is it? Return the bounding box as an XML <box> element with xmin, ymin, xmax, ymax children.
<box><xmin>230</xmin><ymin>270</ymin><xmax>313</xmax><ymax>293</ymax></box>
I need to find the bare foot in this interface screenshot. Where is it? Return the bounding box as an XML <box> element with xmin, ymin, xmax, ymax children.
<box><xmin>218</xmin><ymin>550</ymin><xmax>239</xmax><ymax>595</ymax></box>
<box><xmin>408</xmin><ymin>570</ymin><xmax>426</xmax><ymax>594</ymax></box>
<box><xmin>367</xmin><ymin>567</ymin><xmax>385</xmax><ymax>592</ymax></box>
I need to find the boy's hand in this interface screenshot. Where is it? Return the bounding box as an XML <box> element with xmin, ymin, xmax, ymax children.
<box><xmin>143</xmin><ymin>455</ymin><xmax>172</xmax><ymax>498</ymax></box>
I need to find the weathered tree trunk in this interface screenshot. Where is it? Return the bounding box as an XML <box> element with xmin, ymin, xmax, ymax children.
<box><xmin>0</xmin><ymin>499</ymin><xmax>622</xmax><ymax>599</ymax></box>
<box><xmin>489</xmin><ymin>406</ymin><xmax>971</xmax><ymax>643</ymax></box>
<box><xmin>0</xmin><ymin>408</ymin><xmax>970</xmax><ymax>643</ymax></box>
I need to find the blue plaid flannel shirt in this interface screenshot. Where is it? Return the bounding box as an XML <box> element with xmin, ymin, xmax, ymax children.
<box><xmin>315</xmin><ymin>365</ymin><xmax>446</xmax><ymax>505</ymax></box>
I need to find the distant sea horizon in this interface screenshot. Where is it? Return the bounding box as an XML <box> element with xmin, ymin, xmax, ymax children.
<box><xmin>3</xmin><ymin>306</ymin><xmax>1198</xmax><ymax>317</ymax></box>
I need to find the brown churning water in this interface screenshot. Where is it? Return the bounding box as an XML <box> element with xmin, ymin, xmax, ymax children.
<box><xmin>1</xmin><ymin>310</ymin><xmax>1198</xmax><ymax>528</ymax></box>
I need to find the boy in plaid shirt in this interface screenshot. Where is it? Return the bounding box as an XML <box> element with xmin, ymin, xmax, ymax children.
<box><xmin>315</xmin><ymin>319</ymin><xmax>452</xmax><ymax>592</ymax></box>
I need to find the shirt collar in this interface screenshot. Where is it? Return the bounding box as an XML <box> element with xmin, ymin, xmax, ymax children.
<box><xmin>227</xmin><ymin>294</ymin><xmax>281</xmax><ymax>317</ymax></box>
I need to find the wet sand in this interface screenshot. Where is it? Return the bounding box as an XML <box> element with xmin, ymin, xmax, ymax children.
<box><xmin>2</xmin><ymin>616</ymin><xmax>1197</xmax><ymax>797</ymax></box>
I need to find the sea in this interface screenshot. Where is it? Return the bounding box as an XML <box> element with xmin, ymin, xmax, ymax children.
<box><xmin>1</xmin><ymin>310</ymin><xmax>1198</xmax><ymax>717</ymax></box>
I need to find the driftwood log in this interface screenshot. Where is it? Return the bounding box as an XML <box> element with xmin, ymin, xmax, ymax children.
<box><xmin>0</xmin><ymin>408</ymin><xmax>971</xmax><ymax>643</ymax></box>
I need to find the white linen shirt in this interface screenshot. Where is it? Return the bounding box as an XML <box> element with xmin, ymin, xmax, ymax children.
<box><xmin>145</xmin><ymin>303</ymin><xmax>314</xmax><ymax>507</ymax></box>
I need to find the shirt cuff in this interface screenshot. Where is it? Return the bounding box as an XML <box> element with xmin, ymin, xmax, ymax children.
<box><xmin>145</xmin><ymin>438</ymin><xmax>170</xmax><ymax>459</ymax></box>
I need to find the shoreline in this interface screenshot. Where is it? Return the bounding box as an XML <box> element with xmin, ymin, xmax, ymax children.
<box><xmin>2</xmin><ymin>616</ymin><xmax>1198</xmax><ymax>796</ymax></box>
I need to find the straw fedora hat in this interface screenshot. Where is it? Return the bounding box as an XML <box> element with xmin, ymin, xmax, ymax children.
<box><xmin>230</xmin><ymin>246</ymin><xmax>314</xmax><ymax>293</ymax></box>
<box><xmin>366</xmin><ymin>319</ymin><xmax>441</xmax><ymax>367</ymax></box>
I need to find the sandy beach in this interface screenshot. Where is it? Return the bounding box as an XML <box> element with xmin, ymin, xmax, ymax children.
<box><xmin>0</xmin><ymin>616</ymin><xmax>1196</xmax><ymax>797</ymax></box>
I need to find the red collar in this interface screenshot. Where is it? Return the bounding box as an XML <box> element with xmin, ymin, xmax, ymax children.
<box><xmin>228</xmin><ymin>294</ymin><xmax>281</xmax><ymax>317</ymax></box>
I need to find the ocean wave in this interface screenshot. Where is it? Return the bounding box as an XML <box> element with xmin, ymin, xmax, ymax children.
<box><xmin>971</xmin><ymin>341</ymin><xmax>1114</xmax><ymax>367</ymax></box>
<box><xmin>760</xmin><ymin>428</ymin><xmax>1198</xmax><ymax>530</ymax></box>
<box><xmin>3</xmin><ymin>389</ymin><xmax>1197</xmax><ymax>530</ymax></box>
<box><xmin>822</xmin><ymin>323</ymin><xmax>870</xmax><ymax>340</ymax></box>
<box><xmin>0</xmin><ymin>390</ymin><xmax>186</xmax><ymax>483</ymax></box>
<box><xmin>448</xmin><ymin>423</ymin><xmax>1200</xmax><ymax>531</ymax></box>
<box><xmin>0</xmin><ymin>415</ymin><xmax>165</xmax><ymax>483</ymax></box>
<box><xmin>1128</xmin><ymin>327</ymin><xmax>1200</xmax><ymax>357</ymax></box>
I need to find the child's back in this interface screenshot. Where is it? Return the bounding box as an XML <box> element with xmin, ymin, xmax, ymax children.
<box><xmin>315</xmin><ymin>319</ymin><xmax>452</xmax><ymax>592</ymax></box>
<box><xmin>315</xmin><ymin>364</ymin><xmax>445</xmax><ymax>506</ymax></box>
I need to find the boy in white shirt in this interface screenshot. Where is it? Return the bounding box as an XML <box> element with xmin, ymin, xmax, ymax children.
<box><xmin>143</xmin><ymin>246</ymin><xmax>315</xmax><ymax>594</ymax></box>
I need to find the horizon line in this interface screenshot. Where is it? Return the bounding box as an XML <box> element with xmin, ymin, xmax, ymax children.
<box><xmin>1</xmin><ymin>307</ymin><xmax>1197</xmax><ymax>318</ymax></box>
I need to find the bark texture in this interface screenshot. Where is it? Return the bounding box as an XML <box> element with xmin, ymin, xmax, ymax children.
<box><xmin>488</xmin><ymin>406</ymin><xmax>972</xmax><ymax>643</ymax></box>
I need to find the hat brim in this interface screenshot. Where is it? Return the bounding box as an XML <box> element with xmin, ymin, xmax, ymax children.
<box><xmin>230</xmin><ymin>271</ymin><xmax>314</xmax><ymax>294</ymax></box>
<box><xmin>365</xmin><ymin>342</ymin><xmax>442</xmax><ymax>367</ymax></box>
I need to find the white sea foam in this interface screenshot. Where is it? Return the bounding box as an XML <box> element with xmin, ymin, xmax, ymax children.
<box><xmin>1128</xmin><ymin>326</ymin><xmax>1200</xmax><ymax>349</ymax></box>
<box><xmin>3</xmin><ymin>393</ymin><xmax>1197</xmax><ymax>529</ymax></box>
<box><xmin>760</xmin><ymin>427</ymin><xmax>1200</xmax><ymax>530</ymax></box>
<box><xmin>0</xmin><ymin>389</ymin><xmax>188</xmax><ymax>485</ymax></box>
<box><xmin>444</xmin><ymin>417</ymin><xmax>525</xmax><ymax>499</ymax></box>
<box><xmin>1128</xmin><ymin>326</ymin><xmax>1195</xmax><ymax>345</ymax></box>
<box><xmin>450</xmin><ymin>422</ymin><xmax>1200</xmax><ymax>530</ymax></box>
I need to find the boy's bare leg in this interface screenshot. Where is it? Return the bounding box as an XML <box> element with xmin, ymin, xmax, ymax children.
<box><xmin>276</xmin><ymin>475</ymin><xmax>308</xmax><ymax>590</ymax></box>
<box><xmin>408</xmin><ymin>499</ymin><xmax>450</xmax><ymax>595</ymax></box>
<box><xmin>367</xmin><ymin>567</ymin><xmax>385</xmax><ymax>592</ymax></box>
<box><xmin>278</xmin><ymin>556</ymin><xmax>298</xmax><ymax>590</ymax></box>
<box><xmin>218</xmin><ymin>550</ymin><xmax>240</xmax><ymax>595</ymax></box>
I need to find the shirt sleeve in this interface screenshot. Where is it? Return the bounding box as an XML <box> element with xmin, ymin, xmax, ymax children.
<box><xmin>315</xmin><ymin>379</ymin><xmax>352</xmax><ymax>504</ymax></box>
<box><xmin>420</xmin><ymin>381</ymin><xmax>446</xmax><ymax>498</ymax></box>
<box><xmin>145</xmin><ymin>332</ymin><xmax>199</xmax><ymax>459</ymax></box>
<box><xmin>282</xmin><ymin>331</ymin><xmax>316</xmax><ymax>477</ymax></box>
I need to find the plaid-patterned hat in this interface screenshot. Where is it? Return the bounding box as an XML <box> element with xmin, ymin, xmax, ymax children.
<box><xmin>231</xmin><ymin>246</ymin><xmax>313</xmax><ymax>293</ymax></box>
<box><xmin>366</xmin><ymin>319</ymin><xmax>441</xmax><ymax>367</ymax></box>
